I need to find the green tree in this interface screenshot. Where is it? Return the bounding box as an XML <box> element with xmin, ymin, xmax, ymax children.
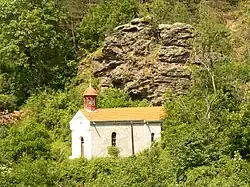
<box><xmin>0</xmin><ymin>0</ymin><xmax>76</xmax><ymax>108</ymax></box>
<box><xmin>77</xmin><ymin>0</ymin><xmax>138</xmax><ymax>53</ymax></box>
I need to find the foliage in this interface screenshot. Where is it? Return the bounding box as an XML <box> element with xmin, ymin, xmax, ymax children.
<box><xmin>22</xmin><ymin>87</ymin><xmax>83</xmax><ymax>142</ymax></box>
<box><xmin>183</xmin><ymin>154</ymin><xmax>250</xmax><ymax>186</ymax></box>
<box><xmin>7</xmin><ymin>158</ymin><xmax>57</xmax><ymax>187</ymax></box>
<box><xmin>0</xmin><ymin>0</ymin><xmax>76</xmax><ymax>108</ymax></box>
<box><xmin>97</xmin><ymin>88</ymin><xmax>150</xmax><ymax>108</ymax></box>
<box><xmin>0</xmin><ymin>123</ymin><xmax>51</xmax><ymax>163</ymax></box>
<box><xmin>51</xmin><ymin>141</ymin><xmax>72</xmax><ymax>162</ymax></box>
<box><xmin>107</xmin><ymin>146</ymin><xmax>120</xmax><ymax>157</ymax></box>
<box><xmin>0</xmin><ymin>126</ymin><xmax>8</xmax><ymax>139</ymax></box>
<box><xmin>77</xmin><ymin>0</ymin><xmax>138</xmax><ymax>53</ymax></box>
<box><xmin>54</xmin><ymin>159</ymin><xmax>88</xmax><ymax>186</ymax></box>
<box><xmin>139</xmin><ymin>0</ymin><xmax>198</xmax><ymax>24</ymax></box>
<box><xmin>0</xmin><ymin>94</ymin><xmax>17</xmax><ymax>112</ymax></box>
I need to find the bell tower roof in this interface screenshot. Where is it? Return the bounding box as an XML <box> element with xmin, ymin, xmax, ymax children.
<box><xmin>83</xmin><ymin>86</ymin><xmax>98</xmax><ymax>96</ymax></box>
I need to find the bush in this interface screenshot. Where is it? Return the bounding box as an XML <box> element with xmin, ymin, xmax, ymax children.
<box><xmin>23</xmin><ymin>87</ymin><xmax>83</xmax><ymax>141</ymax></box>
<box><xmin>7</xmin><ymin>158</ymin><xmax>57</xmax><ymax>186</ymax></box>
<box><xmin>139</xmin><ymin>0</ymin><xmax>196</xmax><ymax>24</ymax></box>
<box><xmin>97</xmin><ymin>88</ymin><xmax>150</xmax><ymax>108</ymax></box>
<box><xmin>107</xmin><ymin>146</ymin><xmax>120</xmax><ymax>157</ymax></box>
<box><xmin>0</xmin><ymin>94</ymin><xmax>17</xmax><ymax>112</ymax></box>
<box><xmin>0</xmin><ymin>123</ymin><xmax>51</xmax><ymax>162</ymax></box>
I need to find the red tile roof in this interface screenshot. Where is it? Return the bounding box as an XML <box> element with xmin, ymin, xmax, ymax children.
<box><xmin>81</xmin><ymin>106</ymin><xmax>165</xmax><ymax>121</ymax></box>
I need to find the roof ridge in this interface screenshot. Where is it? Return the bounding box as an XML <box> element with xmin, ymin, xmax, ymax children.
<box><xmin>81</xmin><ymin>106</ymin><xmax>163</xmax><ymax>111</ymax></box>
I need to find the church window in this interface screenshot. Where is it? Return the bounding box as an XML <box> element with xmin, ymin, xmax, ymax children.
<box><xmin>80</xmin><ymin>137</ymin><xmax>84</xmax><ymax>144</ymax></box>
<box><xmin>111</xmin><ymin>132</ymin><xmax>116</xmax><ymax>146</ymax></box>
<box><xmin>80</xmin><ymin>136</ymin><xmax>84</xmax><ymax>158</ymax></box>
<box><xmin>151</xmin><ymin>133</ymin><xmax>155</xmax><ymax>143</ymax></box>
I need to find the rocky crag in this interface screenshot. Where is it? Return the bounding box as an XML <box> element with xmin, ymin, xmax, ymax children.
<box><xmin>81</xmin><ymin>18</ymin><xmax>195</xmax><ymax>105</ymax></box>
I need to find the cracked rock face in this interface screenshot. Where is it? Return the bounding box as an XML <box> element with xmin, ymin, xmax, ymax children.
<box><xmin>90</xmin><ymin>18</ymin><xmax>194</xmax><ymax>105</ymax></box>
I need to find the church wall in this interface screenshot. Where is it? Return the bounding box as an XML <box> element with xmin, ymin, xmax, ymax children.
<box><xmin>71</xmin><ymin>129</ymin><xmax>92</xmax><ymax>159</ymax></box>
<box><xmin>91</xmin><ymin>122</ymin><xmax>161</xmax><ymax>157</ymax></box>
<box><xmin>133</xmin><ymin>125</ymin><xmax>146</xmax><ymax>154</ymax></box>
<box><xmin>70</xmin><ymin>111</ymin><xmax>92</xmax><ymax>159</ymax></box>
<box><xmin>91</xmin><ymin>124</ymin><xmax>132</xmax><ymax>157</ymax></box>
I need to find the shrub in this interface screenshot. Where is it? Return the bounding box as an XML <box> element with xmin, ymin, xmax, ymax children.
<box><xmin>139</xmin><ymin>0</ymin><xmax>195</xmax><ymax>24</ymax></box>
<box><xmin>97</xmin><ymin>88</ymin><xmax>150</xmax><ymax>108</ymax></box>
<box><xmin>0</xmin><ymin>94</ymin><xmax>17</xmax><ymax>112</ymax></box>
<box><xmin>107</xmin><ymin>146</ymin><xmax>120</xmax><ymax>157</ymax></box>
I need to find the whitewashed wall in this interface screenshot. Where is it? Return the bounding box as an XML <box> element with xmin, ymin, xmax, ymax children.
<box><xmin>91</xmin><ymin>122</ymin><xmax>161</xmax><ymax>158</ymax></box>
<box><xmin>69</xmin><ymin>111</ymin><xmax>92</xmax><ymax>160</ymax></box>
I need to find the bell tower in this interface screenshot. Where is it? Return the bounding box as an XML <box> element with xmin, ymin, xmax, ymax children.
<box><xmin>83</xmin><ymin>85</ymin><xmax>98</xmax><ymax>111</ymax></box>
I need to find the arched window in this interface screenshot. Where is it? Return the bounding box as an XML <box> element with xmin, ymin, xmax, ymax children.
<box><xmin>80</xmin><ymin>136</ymin><xmax>84</xmax><ymax>158</ymax></box>
<box><xmin>111</xmin><ymin>132</ymin><xmax>116</xmax><ymax>146</ymax></box>
<box><xmin>80</xmin><ymin>137</ymin><xmax>84</xmax><ymax>144</ymax></box>
<box><xmin>151</xmin><ymin>133</ymin><xmax>155</xmax><ymax>143</ymax></box>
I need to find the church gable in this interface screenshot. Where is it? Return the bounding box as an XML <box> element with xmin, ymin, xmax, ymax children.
<box><xmin>70</xmin><ymin>111</ymin><xmax>90</xmax><ymax>131</ymax></box>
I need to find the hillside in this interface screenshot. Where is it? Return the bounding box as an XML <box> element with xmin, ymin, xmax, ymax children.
<box><xmin>1</xmin><ymin>0</ymin><xmax>250</xmax><ymax>186</ymax></box>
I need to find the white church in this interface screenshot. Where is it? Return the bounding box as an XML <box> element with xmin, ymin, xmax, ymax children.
<box><xmin>70</xmin><ymin>86</ymin><xmax>164</xmax><ymax>159</ymax></box>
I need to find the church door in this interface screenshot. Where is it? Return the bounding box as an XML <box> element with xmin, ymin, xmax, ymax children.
<box><xmin>80</xmin><ymin>137</ymin><xmax>84</xmax><ymax>158</ymax></box>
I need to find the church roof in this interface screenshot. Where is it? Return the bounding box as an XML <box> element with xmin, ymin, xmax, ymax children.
<box><xmin>81</xmin><ymin>106</ymin><xmax>164</xmax><ymax>122</ymax></box>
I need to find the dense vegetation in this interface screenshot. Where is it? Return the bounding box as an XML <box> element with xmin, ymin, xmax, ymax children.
<box><xmin>1</xmin><ymin>0</ymin><xmax>250</xmax><ymax>186</ymax></box>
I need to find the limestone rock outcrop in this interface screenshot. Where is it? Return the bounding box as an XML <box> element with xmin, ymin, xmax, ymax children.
<box><xmin>83</xmin><ymin>18</ymin><xmax>194</xmax><ymax>105</ymax></box>
<box><xmin>0</xmin><ymin>110</ymin><xmax>24</xmax><ymax>125</ymax></box>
